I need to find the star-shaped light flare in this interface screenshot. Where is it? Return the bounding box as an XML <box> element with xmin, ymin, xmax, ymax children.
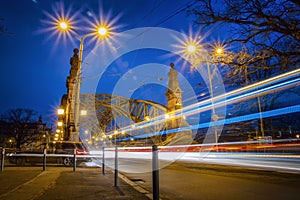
<box><xmin>171</xmin><ymin>28</ymin><xmax>207</xmax><ymax>71</ymax></box>
<box><xmin>83</xmin><ymin>8</ymin><xmax>123</xmax><ymax>50</ymax></box>
<box><xmin>39</xmin><ymin>2</ymin><xmax>82</xmax><ymax>47</ymax></box>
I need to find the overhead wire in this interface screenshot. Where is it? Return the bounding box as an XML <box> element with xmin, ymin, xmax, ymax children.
<box><xmin>84</xmin><ymin>0</ymin><xmax>201</xmax><ymax>104</ymax></box>
<box><xmin>107</xmin><ymin>0</ymin><xmax>199</xmax><ymax>91</ymax></box>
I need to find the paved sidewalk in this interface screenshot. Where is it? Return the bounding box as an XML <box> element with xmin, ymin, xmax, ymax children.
<box><xmin>0</xmin><ymin>166</ymin><xmax>150</xmax><ymax>200</ymax></box>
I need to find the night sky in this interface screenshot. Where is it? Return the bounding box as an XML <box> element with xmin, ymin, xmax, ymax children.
<box><xmin>0</xmin><ymin>0</ymin><xmax>218</xmax><ymax>126</ymax></box>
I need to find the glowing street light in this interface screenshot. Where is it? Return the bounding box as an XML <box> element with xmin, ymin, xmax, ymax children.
<box><xmin>187</xmin><ymin>44</ymin><xmax>196</xmax><ymax>53</ymax></box>
<box><xmin>55</xmin><ymin>18</ymin><xmax>110</xmax><ymax>40</ymax></box>
<box><xmin>98</xmin><ymin>26</ymin><xmax>107</xmax><ymax>36</ymax></box>
<box><xmin>215</xmin><ymin>47</ymin><xmax>223</xmax><ymax>55</ymax></box>
<box><xmin>57</xmin><ymin>108</ymin><xmax>64</xmax><ymax>115</ymax></box>
<box><xmin>58</xmin><ymin>21</ymin><xmax>68</xmax><ymax>31</ymax></box>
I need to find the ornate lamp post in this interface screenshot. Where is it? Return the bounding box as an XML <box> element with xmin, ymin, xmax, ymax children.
<box><xmin>55</xmin><ymin>19</ymin><xmax>109</xmax><ymax>141</ymax></box>
<box><xmin>186</xmin><ymin>42</ymin><xmax>224</xmax><ymax>146</ymax></box>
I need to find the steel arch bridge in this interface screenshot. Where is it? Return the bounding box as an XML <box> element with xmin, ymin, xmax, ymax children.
<box><xmin>79</xmin><ymin>93</ymin><xmax>184</xmax><ymax>146</ymax></box>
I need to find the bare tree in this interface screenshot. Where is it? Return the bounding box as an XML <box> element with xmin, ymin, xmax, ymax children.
<box><xmin>188</xmin><ymin>0</ymin><xmax>300</xmax><ymax>84</ymax></box>
<box><xmin>0</xmin><ymin>108</ymin><xmax>38</xmax><ymax>149</ymax></box>
<box><xmin>188</xmin><ymin>0</ymin><xmax>300</xmax><ymax>139</ymax></box>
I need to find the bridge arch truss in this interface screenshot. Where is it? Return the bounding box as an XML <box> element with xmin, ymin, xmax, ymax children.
<box><xmin>79</xmin><ymin>94</ymin><xmax>170</xmax><ymax>146</ymax></box>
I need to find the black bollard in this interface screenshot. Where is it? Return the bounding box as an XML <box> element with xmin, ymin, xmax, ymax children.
<box><xmin>43</xmin><ymin>148</ymin><xmax>47</xmax><ymax>171</ymax></box>
<box><xmin>114</xmin><ymin>146</ymin><xmax>118</xmax><ymax>187</ymax></box>
<box><xmin>1</xmin><ymin>148</ymin><xmax>5</xmax><ymax>172</ymax></box>
<box><xmin>102</xmin><ymin>147</ymin><xmax>105</xmax><ymax>175</ymax></box>
<box><xmin>73</xmin><ymin>149</ymin><xmax>76</xmax><ymax>172</ymax></box>
<box><xmin>152</xmin><ymin>145</ymin><xmax>159</xmax><ymax>200</ymax></box>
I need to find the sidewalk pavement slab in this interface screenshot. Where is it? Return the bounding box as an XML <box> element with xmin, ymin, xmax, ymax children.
<box><xmin>0</xmin><ymin>166</ymin><xmax>150</xmax><ymax>200</ymax></box>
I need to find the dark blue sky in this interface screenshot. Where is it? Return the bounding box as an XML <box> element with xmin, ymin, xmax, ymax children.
<box><xmin>0</xmin><ymin>0</ymin><xmax>213</xmax><ymax>126</ymax></box>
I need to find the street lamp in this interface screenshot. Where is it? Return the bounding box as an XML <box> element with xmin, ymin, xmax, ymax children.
<box><xmin>187</xmin><ymin>44</ymin><xmax>196</xmax><ymax>53</ymax></box>
<box><xmin>215</xmin><ymin>47</ymin><xmax>224</xmax><ymax>55</ymax></box>
<box><xmin>98</xmin><ymin>26</ymin><xmax>108</xmax><ymax>36</ymax></box>
<box><xmin>244</xmin><ymin>68</ymin><xmax>265</xmax><ymax>138</ymax></box>
<box><xmin>58</xmin><ymin>21</ymin><xmax>69</xmax><ymax>31</ymax></box>
<box><xmin>207</xmin><ymin>48</ymin><xmax>219</xmax><ymax>146</ymax></box>
<box><xmin>233</xmin><ymin>49</ymin><xmax>265</xmax><ymax>138</ymax></box>
<box><xmin>55</xmin><ymin>19</ymin><xmax>110</xmax><ymax>142</ymax></box>
<box><xmin>185</xmin><ymin>42</ymin><xmax>223</xmax><ymax>145</ymax></box>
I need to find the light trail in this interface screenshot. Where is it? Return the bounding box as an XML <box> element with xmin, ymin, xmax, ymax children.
<box><xmin>91</xmin><ymin>150</ymin><xmax>300</xmax><ymax>173</ymax></box>
<box><xmin>116</xmin><ymin>98</ymin><xmax>300</xmax><ymax>141</ymax></box>
<box><xmin>115</xmin><ymin>103</ymin><xmax>300</xmax><ymax>142</ymax></box>
<box><xmin>106</xmin><ymin>68</ymin><xmax>300</xmax><ymax>141</ymax></box>
<box><xmin>89</xmin><ymin>139</ymin><xmax>300</xmax><ymax>173</ymax></box>
<box><xmin>186</xmin><ymin>77</ymin><xmax>300</xmax><ymax>116</ymax></box>
<box><xmin>102</xmin><ymin>138</ymin><xmax>299</xmax><ymax>150</ymax></box>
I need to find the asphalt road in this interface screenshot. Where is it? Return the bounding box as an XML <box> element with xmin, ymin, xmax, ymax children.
<box><xmin>95</xmin><ymin>157</ymin><xmax>300</xmax><ymax>200</ymax></box>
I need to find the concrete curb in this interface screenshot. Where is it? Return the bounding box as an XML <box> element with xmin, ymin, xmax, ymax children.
<box><xmin>118</xmin><ymin>172</ymin><xmax>153</xmax><ymax>200</ymax></box>
<box><xmin>84</xmin><ymin>162</ymin><xmax>160</xmax><ymax>199</ymax></box>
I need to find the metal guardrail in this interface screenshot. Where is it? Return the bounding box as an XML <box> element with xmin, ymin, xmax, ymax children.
<box><xmin>2</xmin><ymin>150</ymin><xmax>101</xmax><ymax>170</ymax></box>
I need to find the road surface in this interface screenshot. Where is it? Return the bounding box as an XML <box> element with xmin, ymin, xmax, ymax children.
<box><xmin>93</xmin><ymin>152</ymin><xmax>300</xmax><ymax>200</ymax></box>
